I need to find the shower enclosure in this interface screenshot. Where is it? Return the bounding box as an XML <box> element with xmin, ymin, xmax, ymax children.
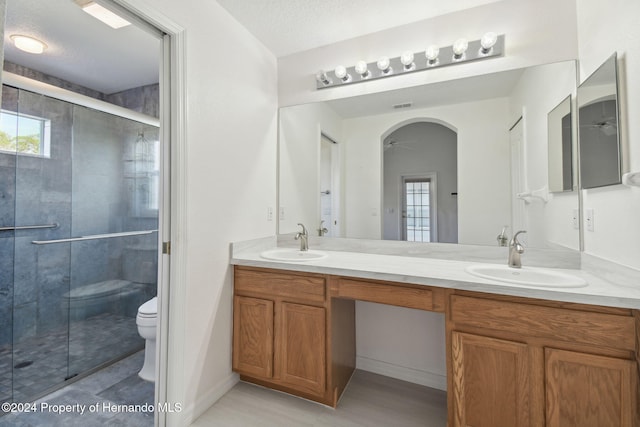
<box><xmin>0</xmin><ymin>81</ymin><xmax>159</xmax><ymax>403</ymax></box>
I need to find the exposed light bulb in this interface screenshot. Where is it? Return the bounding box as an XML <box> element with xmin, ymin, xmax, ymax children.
<box><xmin>452</xmin><ymin>38</ymin><xmax>468</xmax><ymax>60</ymax></box>
<box><xmin>11</xmin><ymin>35</ymin><xmax>47</xmax><ymax>54</ymax></box>
<box><xmin>377</xmin><ymin>56</ymin><xmax>392</xmax><ymax>74</ymax></box>
<box><xmin>480</xmin><ymin>32</ymin><xmax>498</xmax><ymax>54</ymax></box>
<box><xmin>334</xmin><ymin>65</ymin><xmax>351</xmax><ymax>82</ymax></box>
<box><xmin>315</xmin><ymin>70</ymin><xmax>332</xmax><ymax>85</ymax></box>
<box><xmin>355</xmin><ymin>61</ymin><xmax>370</xmax><ymax>78</ymax></box>
<box><xmin>425</xmin><ymin>45</ymin><xmax>440</xmax><ymax>65</ymax></box>
<box><xmin>400</xmin><ymin>51</ymin><xmax>415</xmax><ymax>71</ymax></box>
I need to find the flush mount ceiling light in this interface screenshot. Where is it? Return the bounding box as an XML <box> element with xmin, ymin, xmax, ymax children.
<box><xmin>315</xmin><ymin>32</ymin><xmax>505</xmax><ymax>90</ymax></box>
<box><xmin>76</xmin><ymin>0</ymin><xmax>131</xmax><ymax>29</ymax></box>
<box><xmin>10</xmin><ymin>35</ymin><xmax>47</xmax><ymax>54</ymax></box>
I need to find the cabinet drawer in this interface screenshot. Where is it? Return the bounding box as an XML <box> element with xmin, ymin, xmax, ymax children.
<box><xmin>336</xmin><ymin>278</ymin><xmax>435</xmax><ymax>311</ymax></box>
<box><xmin>235</xmin><ymin>267</ymin><xmax>325</xmax><ymax>302</ymax></box>
<box><xmin>450</xmin><ymin>295</ymin><xmax>636</xmax><ymax>351</ymax></box>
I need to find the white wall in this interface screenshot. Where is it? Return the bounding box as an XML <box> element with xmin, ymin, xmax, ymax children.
<box><xmin>508</xmin><ymin>61</ymin><xmax>579</xmax><ymax>249</ymax></box>
<box><xmin>577</xmin><ymin>0</ymin><xmax>640</xmax><ymax>269</ymax></box>
<box><xmin>278</xmin><ymin>102</ymin><xmax>343</xmax><ymax>234</ymax></box>
<box><xmin>343</xmin><ymin>98</ymin><xmax>511</xmax><ymax>245</ymax></box>
<box><xmin>124</xmin><ymin>1</ymin><xmax>278</xmax><ymax>425</ymax></box>
<box><xmin>278</xmin><ymin>0</ymin><xmax>578</xmax><ymax>107</ymax></box>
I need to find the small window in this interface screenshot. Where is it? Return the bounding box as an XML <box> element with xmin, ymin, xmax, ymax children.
<box><xmin>0</xmin><ymin>109</ymin><xmax>51</xmax><ymax>157</ymax></box>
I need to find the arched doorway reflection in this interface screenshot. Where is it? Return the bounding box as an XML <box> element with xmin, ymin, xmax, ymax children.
<box><xmin>382</xmin><ymin>120</ymin><xmax>458</xmax><ymax>243</ymax></box>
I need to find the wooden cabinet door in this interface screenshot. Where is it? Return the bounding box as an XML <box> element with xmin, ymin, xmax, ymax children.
<box><xmin>279</xmin><ymin>302</ymin><xmax>326</xmax><ymax>396</ymax></box>
<box><xmin>546</xmin><ymin>348</ymin><xmax>637</xmax><ymax>427</ymax></box>
<box><xmin>233</xmin><ymin>296</ymin><xmax>274</xmax><ymax>378</ymax></box>
<box><xmin>451</xmin><ymin>331</ymin><xmax>530</xmax><ymax>427</ymax></box>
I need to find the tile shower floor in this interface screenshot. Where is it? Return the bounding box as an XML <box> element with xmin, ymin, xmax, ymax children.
<box><xmin>0</xmin><ymin>313</ymin><xmax>142</xmax><ymax>403</ymax></box>
<box><xmin>0</xmin><ymin>351</ymin><xmax>154</xmax><ymax>427</ymax></box>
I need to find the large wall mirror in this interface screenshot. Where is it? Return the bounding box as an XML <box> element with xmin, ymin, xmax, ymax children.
<box><xmin>278</xmin><ymin>60</ymin><xmax>579</xmax><ymax>249</ymax></box>
<box><xmin>577</xmin><ymin>53</ymin><xmax>621</xmax><ymax>189</ymax></box>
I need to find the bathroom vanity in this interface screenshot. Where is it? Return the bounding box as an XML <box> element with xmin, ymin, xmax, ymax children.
<box><xmin>231</xmin><ymin>243</ymin><xmax>640</xmax><ymax>427</ymax></box>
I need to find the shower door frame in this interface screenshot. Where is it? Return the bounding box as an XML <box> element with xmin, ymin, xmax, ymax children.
<box><xmin>107</xmin><ymin>1</ymin><xmax>187</xmax><ymax>426</ymax></box>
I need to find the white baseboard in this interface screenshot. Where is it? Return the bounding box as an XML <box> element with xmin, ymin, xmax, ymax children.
<box><xmin>180</xmin><ymin>372</ymin><xmax>239</xmax><ymax>426</ymax></box>
<box><xmin>356</xmin><ymin>356</ymin><xmax>447</xmax><ymax>391</ymax></box>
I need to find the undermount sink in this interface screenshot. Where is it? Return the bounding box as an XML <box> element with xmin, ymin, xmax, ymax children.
<box><xmin>260</xmin><ymin>248</ymin><xmax>328</xmax><ymax>262</ymax></box>
<box><xmin>465</xmin><ymin>264</ymin><xmax>587</xmax><ymax>288</ymax></box>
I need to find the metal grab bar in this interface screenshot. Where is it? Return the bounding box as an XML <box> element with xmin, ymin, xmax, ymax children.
<box><xmin>31</xmin><ymin>229</ymin><xmax>157</xmax><ymax>245</ymax></box>
<box><xmin>0</xmin><ymin>223</ymin><xmax>59</xmax><ymax>232</ymax></box>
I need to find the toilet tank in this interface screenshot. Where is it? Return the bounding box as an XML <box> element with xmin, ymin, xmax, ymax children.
<box><xmin>122</xmin><ymin>247</ymin><xmax>157</xmax><ymax>284</ymax></box>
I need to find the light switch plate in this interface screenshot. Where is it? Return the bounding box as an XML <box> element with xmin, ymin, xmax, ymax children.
<box><xmin>572</xmin><ymin>209</ymin><xmax>579</xmax><ymax>229</ymax></box>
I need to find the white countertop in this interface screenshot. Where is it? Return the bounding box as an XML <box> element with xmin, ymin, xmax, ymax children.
<box><xmin>231</xmin><ymin>237</ymin><xmax>640</xmax><ymax>310</ymax></box>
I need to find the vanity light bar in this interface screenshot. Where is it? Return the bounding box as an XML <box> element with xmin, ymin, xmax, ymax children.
<box><xmin>315</xmin><ymin>34</ymin><xmax>505</xmax><ymax>90</ymax></box>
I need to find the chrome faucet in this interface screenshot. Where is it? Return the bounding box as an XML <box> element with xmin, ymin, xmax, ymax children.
<box><xmin>295</xmin><ymin>223</ymin><xmax>309</xmax><ymax>251</ymax></box>
<box><xmin>318</xmin><ymin>220</ymin><xmax>329</xmax><ymax>237</ymax></box>
<box><xmin>508</xmin><ymin>230</ymin><xmax>527</xmax><ymax>268</ymax></box>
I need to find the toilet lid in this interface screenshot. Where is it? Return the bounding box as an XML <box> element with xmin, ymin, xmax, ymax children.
<box><xmin>138</xmin><ymin>297</ymin><xmax>157</xmax><ymax>316</ymax></box>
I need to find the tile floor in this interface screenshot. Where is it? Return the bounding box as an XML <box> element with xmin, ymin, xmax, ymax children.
<box><xmin>0</xmin><ymin>351</ymin><xmax>154</xmax><ymax>427</ymax></box>
<box><xmin>0</xmin><ymin>313</ymin><xmax>142</xmax><ymax>403</ymax></box>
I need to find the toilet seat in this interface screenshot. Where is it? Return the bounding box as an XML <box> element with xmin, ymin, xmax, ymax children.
<box><xmin>138</xmin><ymin>296</ymin><xmax>157</xmax><ymax>316</ymax></box>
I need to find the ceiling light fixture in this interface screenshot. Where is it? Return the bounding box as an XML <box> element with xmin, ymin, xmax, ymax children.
<box><xmin>10</xmin><ymin>35</ymin><xmax>47</xmax><ymax>54</ymax></box>
<box><xmin>79</xmin><ymin>1</ymin><xmax>131</xmax><ymax>29</ymax></box>
<box><xmin>315</xmin><ymin>33</ymin><xmax>505</xmax><ymax>90</ymax></box>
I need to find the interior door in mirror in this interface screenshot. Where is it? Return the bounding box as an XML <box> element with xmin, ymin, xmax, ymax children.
<box><xmin>548</xmin><ymin>95</ymin><xmax>573</xmax><ymax>192</ymax></box>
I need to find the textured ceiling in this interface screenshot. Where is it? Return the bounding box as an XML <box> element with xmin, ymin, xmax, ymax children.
<box><xmin>216</xmin><ymin>0</ymin><xmax>502</xmax><ymax>57</ymax></box>
<box><xmin>3</xmin><ymin>0</ymin><xmax>160</xmax><ymax>94</ymax></box>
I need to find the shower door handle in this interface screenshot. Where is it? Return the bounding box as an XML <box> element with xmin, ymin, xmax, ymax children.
<box><xmin>31</xmin><ymin>229</ymin><xmax>158</xmax><ymax>245</ymax></box>
<box><xmin>0</xmin><ymin>223</ymin><xmax>59</xmax><ymax>231</ymax></box>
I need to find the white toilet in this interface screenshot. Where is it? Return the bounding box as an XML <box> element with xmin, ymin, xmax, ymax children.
<box><xmin>136</xmin><ymin>296</ymin><xmax>158</xmax><ymax>382</ymax></box>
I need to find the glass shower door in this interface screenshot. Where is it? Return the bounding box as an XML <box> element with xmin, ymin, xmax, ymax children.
<box><xmin>1</xmin><ymin>85</ymin><xmax>74</xmax><ymax>402</ymax></box>
<box><xmin>0</xmin><ymin>84</ymin><xmax>159</xmax><ymax>403</ymax></box>
<box><xmin>66</xmin><ymin>105</ymin><xmax>158</xmax><ymax>377</ymax></box>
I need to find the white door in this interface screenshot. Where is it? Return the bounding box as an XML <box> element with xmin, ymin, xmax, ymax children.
<box><xmin>319</xmin><ymin>134</ymin><xmax>340</xmax><ymax>236</ymax></box>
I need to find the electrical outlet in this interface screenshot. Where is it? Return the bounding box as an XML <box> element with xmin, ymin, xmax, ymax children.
<box><xmin>572</xmin><ymin>209</ymin><xmax>579</xmax><ymax>230</ymax></box>
<box><xmin>586</xmin><ymin>208</ymin><xmax>595</xmax><ymax>232</ymax></box>
<box><xmin>267</xmin><ymin>207</ymin><xmax>273</xmax><ymax>221</ymax></box>
<box><xmin>279</xmin><ymin>206</ymin><xmax>285</xmax><ymax>221</ymax></box>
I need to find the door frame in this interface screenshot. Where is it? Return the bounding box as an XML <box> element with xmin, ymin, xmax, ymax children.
<box><xmin>108</xmin><ymin>1</ymin><xmax>187</xmax><ymax>426</ymax></box>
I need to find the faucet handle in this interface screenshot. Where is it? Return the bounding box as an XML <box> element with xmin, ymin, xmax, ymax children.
<box><xmin>496</xmin><ymin>226</ymin><xmax>509</xmax><ymax>246</ymax></box>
